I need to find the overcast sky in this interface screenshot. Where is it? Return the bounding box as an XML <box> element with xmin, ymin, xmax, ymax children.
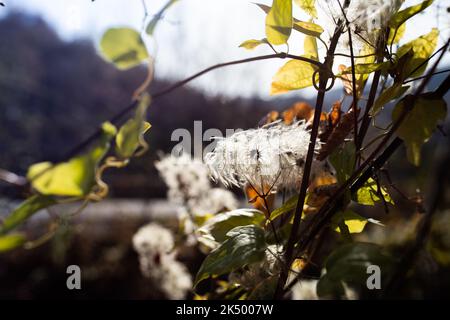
<box><xmin>3</xmin><ymin>0</ymin><xmax>450</xmax><ymax>99</ymax></box>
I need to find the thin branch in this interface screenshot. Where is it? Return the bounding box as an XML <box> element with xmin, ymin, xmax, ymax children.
<box><xmin>334</xmin><ymin>52</ymin><xmax>376</xmax><ymax>59</ymax></box>
<box><xmin>356</xmin><ymin>29</ymin><xmax>389</xmax><ymax>151</ymax></box>
<box><xmin>404</xmin><ymin>42</ymin><xmax>449</xmax><ymax>80</ymax></box>
<box><xmin>56</xmin><ymin>53</ymin><xmax>323</xmax><ymax>163</ymax></box>
<box><xmin>403</xmin><ymin>68</ymin><xmax>450</xmax><ymax>84</ymax></box>
<box><xmin>338</xmin><ymin>0</ymin><xmax>359</xmax><ymax>150</ymax></box>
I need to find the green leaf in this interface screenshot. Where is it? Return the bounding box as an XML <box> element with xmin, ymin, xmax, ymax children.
<box><xmin>293</xmin><ymin>20</ymin><xmax>323</xmax><ymax>37</ymax></box>
<box><xmin>146</xmin><ymin>0</ymin><xmax>179</xmax><ymax>35</ymax></box>
<box><xmin>116</xmin><ymin>95</ymin><xmax>152</xmax><ymax>159</ymax></box>
<box><xmin>100</xmin><ymin>27</ymin><xmax>149</xmax><ymax>70</ymax></box>
<box><xmin>371</xmin><ymin>84</ymin><xmax>410</xmax><ymax>116</ymax></box>
<box><xmin>354</xmin><ymin>178</ymin><xmax>394</xmax><ymax>206</ymax></box>
<box><xmin>389</xmin><ymin>0</ymin><xmax>433</xmax><ymax>29</ymax></box>
<box><xmin>0</xmin><ymin>233</ymin><xmax>26</xmax><ymax>253</ymax></box>
<box><xmin>271</xmin><ymin>59</ymin><xmax>318</xmax><ymax>95</ymax></box>
<box><xmin>329</xmin><ymin>142</ymin><xmax>355</xmax><ymax>184</ymax></box>
<box><xmin>392</xmin><ymin>95</ymin><xmax>447</xmax><ymax>166</ymax></box>
<box><xmin>27</xmin><ymin>122</ymin><xmax>116</xmax><ymax>196</ymax></box>
<box><xmin>0</xmin><ymin>195</ymin><xmax>56</xmax><ymax>235</ymax></box>
<box><xmin>195</xmin><ymin>225</ymin><xmax>267</xmax><ymax>286</ymax></box>
<box><xmin>388</xmin><ymin>22</ymin><xmax>406</xmax><ymax>45</ymax></box>
<box><xmin>197</xmin><ymin>209</ymin><xmax>265</xmax><ymax>244</ymax></box>
<box><xmin>304</xmin><ymin>35</ymin><xmax>318</xmax><ymax>60</ymax></box>
<box><xmin>265</xmin><ymin>0</ymin><xmax>293</xmax><ymax>45</ymax></box>
<box><xmin>396</xmin><ymin>28</ymin><xmax>439</xmax><ymax>78</ymax></box>
<box><xmin>238</xmin><ymin>39</ymin><xmax>269</xmax><ymax>50</ymax></box>
<box><xmin>317</xmin><ymin>242</ymin><xmax>393</xmax><ymax>298</ymax></box>
<box><xmin>294</xmin><ymin>0</ymin><xmax>318</xmax><ymax>18</ymax></box>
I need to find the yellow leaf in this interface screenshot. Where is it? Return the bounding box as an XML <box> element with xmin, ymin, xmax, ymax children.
<box><xmin>100</xmin><ymin>27</ymin><xmax>149</xmax><ymax>70</ymax></box>
<box><xmin>294</xmin><ymin>0</ymin><xmax>318</xmax><ymax>18</ymax></box>
<box><xmin>238</xmin><ymin>39</ymin><xmax>268</xmax><ymax>50</ymax></box>
<box><xmin>332</xmin><ymin>210</ymin><xmax>381</xmax><ymax>234</ymax></box>
<box><xmin>0</xmin><ymin>195</ymin><xmax>56</xmax><ymax>235</ymax></box>
<box><xmin>388</xmin><ymin>22</ymin><xmax>406</xmax><ymax>45</ymax></box>
<box><xmin>116</xmin><ymin>95</ymin><xmax>151</xmax><ymax>159</ymax></box>
<box><xmin>397</xmin><ymin>28</ymin><xmax>439</xmax><ymax>78</ymax></box>
<box><xmin>304</xmin><ymin>35</ymin><xmax>318</xmax><ymax>60</ymax></box>
<box><xmin>265</xmin><ymin>0</ymin><xmax>293</xmax><ymax>45</ymax></box>
<box><xmin>389</xmin><ymin>0</ymin><xmax>434</xmax><ymax>29</ymax></box>
<box><xmin>28</xmin><ymin>122</ymin><xmax>116</xmax><ymax>196</ymax></box>
<box><xmin>0</xmin><ymin>233</ymin><xmax>26</xmax><ymax>252</ymax></box>
<box><xmin>271</xmin><ymin>59</ymin><xmax>317</xmax><ymax>95</ymax></box>
<box><xmin>293</xmin><ymin>20</ymin><xmax>323</xmax><ymax>37</ymax></box>
<box><xmin>354</xmin><ymin>178</ymin><xmax>394</xmax><ymax>206</ymax></box>
<box><xmin>392</xmin><ymin>96</ymin><xmax>447</xmax><ymax>166</ymax></box>
<box><xmin>371</xmin><ymin>84</ymin><xmax>410</xmax><ymax>116</ymax></box>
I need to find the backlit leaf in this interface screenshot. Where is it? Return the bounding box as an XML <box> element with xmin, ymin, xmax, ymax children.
<box><xmin>354</xmin><ymin>178</ymin><xmax>394</xmax><ymax>206</ymax></box>
<box><xmin>293</xmin><ymin>20</ymin><xmax>323</xmax><ymax>37</ymax></box>
<box><xmin>388</xmin><ymin>22</ymin><xmax>406</xmax><ymax>45</ymax></box>
<box><xmin>256</xmin><ymin>3</ymin><xmax>322</xmax><ymax>37</ymax></box>
<box><xmin>271</xmin><ymin>59</ymin><xmax>317</xmax><ymax>95</ymax></box>
<box><xmin>0</xmin><ymin>195</ymin><xmax>56</xmax><ymax>235</ymax></box>
<box><xmin>27</xmin><ymin>122</ymin><xmax>116</xmax><ymax>196</ymax></box>
<box><xmin>0</xmin><ymin>233</ymin><xmax>26</xmax><ymax>253</ymax></box>
<box><xmin>265</xmin><ymin>0</ymin><xmax>293</xmax><ymax>45</ymax></box>
<box><xmin>389</xmin><ymin>0</ymin><xmax>433</xmax><ymax>29</ymax></box>
<box><xmin>294</xmin><ymin>0</ymin><xmax>318</xmax><ymax>18</ymax></box>
<box><xmin>304</xmin><ymin>34</ymin><xmax>318</xmax><ymax>60</ymax></box>
<box><xmin>332</xmin><ymin>210</ymin><xmax>382</xmax><ymax>234</ymax></box>
<box><xmin>371</xmin><ymin>84</ymin><xmax>410</xmax><ymax>116</ymax></box>
<box><xmin>116</xmin><ymin>95</ymin><xmax>152</xmax><ymax>159</ymax></box>
<box><xmin>239</xmin><ymin>39</ymin><xmax>269</xmax><ymax>50</ymax></box>
<box><xmin>396</xmin><ymin>28</ymin><xmax>439</xmax><ymax>78</ymax></box>
<box><xmin>100</xmin><ymin>27</ymin><xmax>149</xmax><ymax>70</ymax></box>
<box><xmin>392</xmin><ymin>95</ymin><xmax>447</xmax><ymax>166</ymax></box>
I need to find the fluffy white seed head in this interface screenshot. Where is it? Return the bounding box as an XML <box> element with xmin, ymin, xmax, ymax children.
<box><xmin>155</xmin><ymin>153</ymin><xmax>211</xmax><ymax>204</ymax></box>
<box><xmin>205</xmin><ymin>121</ymin><xmax>320</xmax><ymax>194</ymax></box>
<box><xmin>319</xmin><ymin>0</ymin><xmax>403</xmax><ymax>50</ymax></box>
<box><xmin>132</xmin><ymin>223</ymin><xmax>192</xmax><ymax>299</ymax></box>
